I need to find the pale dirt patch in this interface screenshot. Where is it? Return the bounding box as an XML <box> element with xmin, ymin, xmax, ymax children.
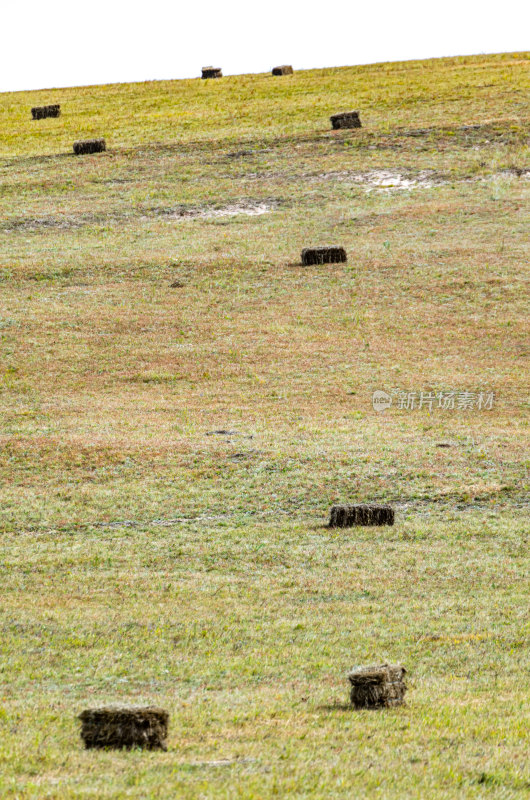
<box><xmin>3</xmin><ymin>201</ymin><xmax>276</xmax><ymax>232</ymax></box>
<box><xmin>315</xmin><ymin>169</ymin><xmax>443</xmax><ymax>192</ymax></box>
<box><xmin>358</xmin><ymin>171</ymin><xmax>440</xmax><ymax>192</ymax></box>
<box><xmin>170</xmin><ymin>201</ymin><xmax>274</xmax><ymax>220</ymax></box>
<box><xmin>313</xmin><ymin>167</ymin><xmax>529</xmax><ymax>192</ymax></box>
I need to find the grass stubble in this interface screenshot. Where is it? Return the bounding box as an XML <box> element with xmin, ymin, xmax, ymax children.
<box><xmin>0</xmin><ymin>51</ymin><xmax>529</xmax><ymax>798</ymax></box>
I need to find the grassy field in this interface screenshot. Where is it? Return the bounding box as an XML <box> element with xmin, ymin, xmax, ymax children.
<box><xmin>0</xmin><ymin>52</ymin><xmax>529</xmax><ymax>798</ymax></box>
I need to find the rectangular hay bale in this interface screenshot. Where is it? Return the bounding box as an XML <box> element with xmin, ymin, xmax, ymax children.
<box><xmin>301</xmin><ymin>246</ymin><xmax>347</xmax><ymax>265</ymax></box>
<box><xmin>329</xmin><ymin>504</ymin><xmax>394</xmax><ymax>527</ymax></box>
<box><xmin>73</xmin><ymin>139</ymin><xmax>106</xmax><ymax>155</ymax></box>
<box><xmin>31</xmin><ymin>104</ymin><xmax>61</xmax><ymax>120</ymax></box>
<box><xmin>78</xmin><ymin>706</ymin><xmax>169</xmax><ymax>750</ymax></box>
<box><xmin>201</xmin><ymin>67</ymin><xmax>222</xmax><ymax>79</ymax></box>
<box><xmin>272</xmin><ymin>65</ymin><xmax>294</xmax><ymax>76</ymax></box>
<box><xmin>330</xmin><ymin>111</ymin><xmax>362</xmax><ymax>130</ymax></box>
<box><xmin>349</xmin><ymin>664</ymin><xmax>407</xmax><ymax>708</ymax></box>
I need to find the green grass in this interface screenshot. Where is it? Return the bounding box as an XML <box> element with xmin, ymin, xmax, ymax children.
<box><xmin>0</xmin><ymin>52</ymin><xmax>529</xmax><ymax>798</ymax></box>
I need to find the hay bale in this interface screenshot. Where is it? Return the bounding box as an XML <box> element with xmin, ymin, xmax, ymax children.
<box><xmin>31</xmin><ymin>104</ymin><xmax>60</xmax><ymax>120</ymax></box>
<box><xmin>329</xmin><ymin>504</ymin><xmax>394</xmax><ymax>527</ymax></box>
<box><xmin>272</xmin><ymin>65</ymin><xmax>293</xmax><ymax>76</ymax></box>
<box><xmin>330</xmin><ymin>111</ymin><xmax>362</xmax><ymax>130</ymax></box>
<box><xmin>348</xmin><ymin>664</ymin><xmax>407</xmax><ymax>708</ymax></box>
<box><xmin>78</xmin><ymin>706</ymin><xmax>169</xmax><ymax>750</ymax></box>
<box><xmin>201</xmin><ymin>66</ymin><xmax>222</xmax><ymax>79</ymax></box>
<box><xmin>301</xmin><ymin>246</ymin><xmax>347</xmax><ymax>266</ymax></box>
<box><xmin>73</xmin><ymin>139</ymin><xmax>106</xmax><ymax>155</ymax></box>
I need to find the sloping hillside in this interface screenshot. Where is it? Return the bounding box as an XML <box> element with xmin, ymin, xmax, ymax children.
<box><xmin>0</xmin><ymin>53</ymin><xmax>528</xmax><ymax>799</ymax></box>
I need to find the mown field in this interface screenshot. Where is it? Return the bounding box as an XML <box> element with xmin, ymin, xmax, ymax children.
<box><xmin>0</xmin><ymin>52</ymin><xmax>529</xmax><ymax>798</ymax></box>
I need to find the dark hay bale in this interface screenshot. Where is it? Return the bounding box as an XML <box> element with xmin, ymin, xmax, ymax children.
<box><xmin>73</xmin><ymin>139</ymin><xmax>106</xmax><ymax>156</ymax></box>
<box><xmin>301</xmin><ymin>246</ymin><xmax>347</xmax><ymax>266</ymax></box>
<box><xmin>349</xmin><ymin>664</ymin><xmax>407</xmax><ymax>708</ymax></box>
<box><xmin>201</xmin><ymin>67</ymin><xmax>222</xmax><ymax>79</ymax></box>
<box><xmin>329</xmin><ymin>504</ymin><xmax>394</xmax><ymax>527</ymax></box>
<box><xmin>78</xmin><ymin>706</ymin><xmax>169</xmax><ymax>750</ymax></box>
<box><xmin>31</xmin><ymin>104</ymin><xmax>61</xmax><ymax>120</ymax></box>
<box><xmin>330</xmin><ymin>111</ymin><xmax>362</xmax><ymax>130</ymax></box>
<box><xmin>272</xmin><ymin>65</ymin><xmax>293</xmax><ymax>76</ymax></box>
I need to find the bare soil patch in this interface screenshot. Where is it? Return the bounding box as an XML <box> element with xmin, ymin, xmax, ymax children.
<box><xmin>2</xmin><ymin>200</ymin><xmax>278</xmax><ymax>232</ymax></box>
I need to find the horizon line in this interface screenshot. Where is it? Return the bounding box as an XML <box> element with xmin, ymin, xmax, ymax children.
<box><xmin>1</xmin><ymin>50</ymin><xmax>528</xmax><ymax>97</ymax></box>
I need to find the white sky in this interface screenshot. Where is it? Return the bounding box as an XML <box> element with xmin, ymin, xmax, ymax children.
<box><xmin>1</xmin><ymin>0</ymin><xmax>528</xmax><ymax>94</ymax></box>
